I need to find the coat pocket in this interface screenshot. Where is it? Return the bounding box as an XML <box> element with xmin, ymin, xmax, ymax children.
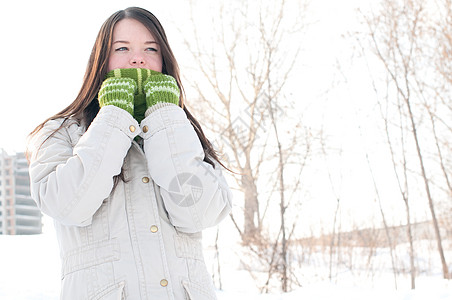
<box><xmin>182</xmin><ymin>280</ymin><xmax>217</xmax><ymax>300</ymax></box>
<box><xmin>61</xmin><ymin>238</ymin><xmax>121</xmax><ymax>278</ymax></box>
<box><xmin>175</xmin><ymin>233</ymin><xmax>217</xmax><ymax>299</ymax></box>
<box><xmin>60</xmin><ymin>239</ymin><xmax>121</xmax><ymax>299</ymax></box>
<box><xmin>174</xmin><ymin>232</ymin><xmax>204</xmax><ymax>260</ymax></box>
<box><xmin>91</xmin><ymin>281</ymin><xmax>126</xmax><ymax>300</ymax></box>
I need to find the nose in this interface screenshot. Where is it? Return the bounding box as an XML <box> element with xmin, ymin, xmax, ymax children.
<box><xmin>130</xmin><ymin>55</ymin><xmax>145</xmax><ymax>66</ymax></box>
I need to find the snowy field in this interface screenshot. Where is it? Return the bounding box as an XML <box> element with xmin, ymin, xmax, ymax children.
<box><xmin>0</xmin><ymin>231</ymin><xmax>451</xmax><ymax>300</ymax></box>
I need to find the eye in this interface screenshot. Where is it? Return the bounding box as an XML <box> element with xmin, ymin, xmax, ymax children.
<box><xmin>146</xmin><ymin>47</ymin><xmax>158</xmax><ymax>52</ymax></box>
<box><xmin>115</xmin><ymin>47</ymin><xmax>128</xmax><ymax>52</ymax></box>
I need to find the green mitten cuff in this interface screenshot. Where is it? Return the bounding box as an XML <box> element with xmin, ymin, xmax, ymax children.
<box><xmin>98</xmin><ymin>77</ymin><xmax>137</xmax><ymax>115</ymax></box>
<box><xmin>143</xmin><ymin>74</ymin><xmax>180</xmax><ymax>109</ymax></box>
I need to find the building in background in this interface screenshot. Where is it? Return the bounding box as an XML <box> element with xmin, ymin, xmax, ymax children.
<box><xmin>0</xmin><ymin>149</ymin><xmax>42</xmax><ymax>235</ymax></box>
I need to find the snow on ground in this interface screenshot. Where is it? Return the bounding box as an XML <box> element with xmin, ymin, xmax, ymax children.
<box><xmin>0</xmin><ymin>232</ymin><xmax>451</xmax><ymax>300</ymax></box>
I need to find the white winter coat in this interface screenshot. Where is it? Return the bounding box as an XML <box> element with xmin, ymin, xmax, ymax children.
<box><xmin>28</xmin><ymin>104</ymin><xmax>232</xmax><ymax>300</ymax></box>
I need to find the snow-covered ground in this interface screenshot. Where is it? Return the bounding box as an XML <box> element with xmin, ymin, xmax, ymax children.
<box><xmin>0</xmin><ymin>231</ymin><xmax>451</xmax><ymax>300</ymax></box>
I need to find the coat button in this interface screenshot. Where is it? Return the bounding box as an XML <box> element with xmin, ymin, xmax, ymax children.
<box><xmin>150</xmin><ymin>225</ymin><xmax>158</xmax><ymax>233</ymax></box>
<box><xmin>160</xmin><ymin>279</ymin><xmax>168</xmax><ymax>287</ymax></box>
<box><xmin>142</xmin><ymin>125</ymin><xmax>148</xmax><ymax>133</ymax></box>
<box><xmin>142</xmin><ymin>177</ymin><xmax>150</xmax><ymax>183</ymax></box>
<box><xmin>129</xmin><ymin>125</ymin><xmax>136</xmax><ymax>133</ymax></box>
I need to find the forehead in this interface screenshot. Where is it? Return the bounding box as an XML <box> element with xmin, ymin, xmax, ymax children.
<box><xmin>112</xmin><ymin>18</ymin><xmax>156</xmax><ymax>40</ymax></box>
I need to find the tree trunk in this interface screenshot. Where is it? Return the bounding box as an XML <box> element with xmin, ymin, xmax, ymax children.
<box><xmin>242</xmin><ymin>163</ymin><xmax>259</xmax><ymax>244</ymax></box>
<box><xmin>404</xmin><ymin>201</ymin><xmax>416</xmax><ymax>288</ymax></box>
<box><xmin>405</xmin><ymin>98</ymin><xmax>450</xmax><ymax>280</ymax></box>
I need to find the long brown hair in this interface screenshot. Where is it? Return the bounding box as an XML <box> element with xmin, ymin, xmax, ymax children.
<box><xmin>28</xmin><ymin>7</ymin><xmax>224</xmax><ymax>170</ymax></box>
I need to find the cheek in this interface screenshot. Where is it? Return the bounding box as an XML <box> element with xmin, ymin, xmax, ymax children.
<box><xmin>107</xmin><ymin>55</ymin><xmax>126</xmax><ymax>72</ymax></box>
<box><xmin>107</xmin><ymin>57</ymin><xmax>116</xmax><ymax>72</ymax></box>
<box><xmin>149</xmin><ymin>57</ymin><xmax>163</xmax><ymax>73</ymax></box>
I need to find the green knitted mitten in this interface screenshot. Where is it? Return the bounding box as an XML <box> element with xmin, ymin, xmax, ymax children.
<box><xmin>105</xmin><ymin>68</ymin><xmax>158</xmax><ymax>93</ymax></box>
<box><xmin>98</xmin><ymin>77</ymin><xmax>137</xmax><ymax>115</ymax></box>
<box><xmin>105</xmin><ymin>68</ymin><xmax>159</xmax><ymax>122</ymax></box>
<box><xmin>143</xmin><ymin>74</ymin><xmax>180</xmax><ymax>109</ymax></box>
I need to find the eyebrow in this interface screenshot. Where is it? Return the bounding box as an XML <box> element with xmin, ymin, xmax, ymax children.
<box><xmin>113</xmin><ymin>40</ymin><xmax>159</xmax><ymax>44</ymax></box>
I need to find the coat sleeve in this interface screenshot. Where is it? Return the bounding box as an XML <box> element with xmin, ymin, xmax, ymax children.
<box><xmin>28</xmin><ymin>106</ymin><xmax>139</xmax><ymax>226</ymax></box>
<box><xmin>141</xmin><ymin>104</ymin><xmax>232</xmax><ymax>233</ymax></box>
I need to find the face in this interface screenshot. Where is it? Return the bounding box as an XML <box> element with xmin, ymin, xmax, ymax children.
<box><xmin>107</xmin><ymin>18</ymin><xmax>163</xmax><ymax>72</ymax></box>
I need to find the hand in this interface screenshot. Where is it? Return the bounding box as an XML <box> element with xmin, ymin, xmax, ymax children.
<box><xmin>105</xmin><ymin>68</ymin><xmax>158</xmax><ymax>94</ymax></box>
<box><xmin>143</xmin><ymin>73</ymin><xmax>180</xmax><ymax>109</ymax></box>
<box><xmin>98</xmin><ymin>77</ymin><xmax>137</xmax><ymax>115</ymax></box>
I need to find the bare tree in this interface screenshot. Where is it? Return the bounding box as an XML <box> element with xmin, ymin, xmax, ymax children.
<box><xmin>356</xmin><ymin>0</ymin><xmax>451</xmax><ymax>281</ymax></box>
<box><xmin>319</xmin><ymin>131</ymin><xmax>343</xmax><ymax>283</ymax></box>
<box><xmin>428</xmin><ymin>0</ymin><xmax>452</xmax><ymax>197</ymax></box>
<box><xmin>179</xmin><ymin>0</ymin><xmax>310</xmax><ymax>292</ymax></box>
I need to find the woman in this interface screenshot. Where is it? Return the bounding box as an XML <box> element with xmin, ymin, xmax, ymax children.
<box><xmin>27</xmin><ymin>7</ymin><xmax>232</xmax><ymax>300</ymax></box>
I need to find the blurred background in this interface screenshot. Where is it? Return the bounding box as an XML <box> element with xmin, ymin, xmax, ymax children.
<box><xmin>0</xmin><ymin>0</ymin><xmax>451</xmax><ymax>298</ymax></box>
